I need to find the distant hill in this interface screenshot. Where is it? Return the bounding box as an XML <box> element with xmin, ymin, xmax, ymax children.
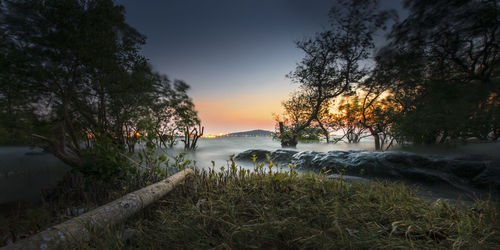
<box><xmin>228</xmin><ymin>129</ymin><xmax>274</xmax><ymax>137</ymax></box>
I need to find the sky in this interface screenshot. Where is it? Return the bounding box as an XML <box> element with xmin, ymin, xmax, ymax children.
<box><xmin>120</xmin><ymin>0</ymin><xmax>406</xmax><ymax>134</ymax></box>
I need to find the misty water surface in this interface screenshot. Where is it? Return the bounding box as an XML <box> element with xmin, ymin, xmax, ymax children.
<box><xmin>1</xmin><ymin>137</ymin><xmax>499</xmax><ymax>203</ymax></box>
<box><xmin>166</xmin><ymin>137</ymin><xmax>375</xmax><ymax>169</ymax></box>
<box><xmin>165</xmin><ymin>137</ymin><xmax>500</xmax><ymax>168</ymax></box>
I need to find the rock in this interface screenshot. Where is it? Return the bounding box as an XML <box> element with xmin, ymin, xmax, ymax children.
<box><xmin>447</xmin><ymin>161</ymin><xmax>486</xmax><ymax>178</ymax></box>
<box><xmin>24</xmin><ymin>151</ymin><xmax>49</xmax><ymax>156</ymax></box>
<box><xmin>471</xmin><ymin>165</ymin><xmax>500</xmax><ymax>193</ymax></box>
<box><xmin>348</xmin><ymin>151</ymin><xmax>378</xmax><ymax>167</ymax></box>
<box><xmin>427</xmin><ymin>159</ymin><xmax>451</xmax><ymax>170</ymax></box>
<box><xmin>398</xmin><ymin>167</ymin><xmax>453</xmax><ymax>184</ymax></box>
<box><xmin>290</xmin><ymin>151</ymin><xmax>319</xmax><ymax>169</ymax></box>
<box><xmin>383</xmin><ymin>151</ymin><xmax>414</xmax><ymax>165</ymax></box>
<box><xmin>270</xmin><ymin>149</ymin><xmax>297</xmax><ymax>164</ymax></box>
<box><xmin>454</xmin><ymin>154</ymin><xmax>492</xmax><ymax>161</ymax></box>
<box><xmin>406</xmin><ymin>153</ymin><xmax>432</xmax><ymax>166</ymax></box>
<box><xmin>235</xmin><ymin>149</ymin><xmax>271</xmax><ymax>163</ymax></box>
<box><xmin>236</xmin><ymin>148</ymin><xmax>500</xmax><ymax>195</ymax></box>
<box><xmin>326</xmin><ymin>150</ymin><xmax>350</xmax><ymax>158</ymax></box>
<box><xmin>378</xmin><ymin>151</ymin><xmax>432</xmax><ymax>168</ymax></box>
<box><xmin>312</xmin><ymin>153</ymin><xmax>348</xmax><ymax>169</ymax></box>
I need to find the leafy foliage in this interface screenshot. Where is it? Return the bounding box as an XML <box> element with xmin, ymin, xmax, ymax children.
<box><xmin>374</xmin><ymin>0</ymin><xmax>500</xmax><ymax>143</ymax></box>
<box><xmin>279</xmin><ymin>0</ymin><xmax>499</xmax><ymax>147</ymax></box>
<box><xmin>0</xmin><ymin>0</ymin><xmax>203</xmax><ymax>176</ymax></box>
<box><xmin>276</xmin><ymin>0</ymin><xmax>395</xmax><ymax>146</ymax></box>
<box><xmin>330</xmin><ymin>96</ymin><xmax>367</xmax><ymax>143</ymax></box>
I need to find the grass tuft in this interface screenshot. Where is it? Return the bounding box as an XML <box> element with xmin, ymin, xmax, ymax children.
<box><xmin>74</xmin><ymin>166</ymin><xmax>499</xmax><ymax>249</ymax></box>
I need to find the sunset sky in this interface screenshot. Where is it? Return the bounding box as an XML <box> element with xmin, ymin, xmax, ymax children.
<box><xmin>120</xmin><ymin>0</ymin><xmax>405</xmax><ymax>134</ymax></box>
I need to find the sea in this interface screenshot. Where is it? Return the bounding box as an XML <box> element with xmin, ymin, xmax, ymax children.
<box><xmin>1</xmin><ymin>136</ymin><xmax>499</xmax><ymax>203</ymax></box>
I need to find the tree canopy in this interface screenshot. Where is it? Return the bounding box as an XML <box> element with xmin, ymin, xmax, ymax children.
<box><xmin>0</xmin><ymin>0</ymin><xmax>203</xmax><ymax>169</ymax></box>
<box><xmin>277</xmin><ymin>0</ymin><xmax>499</xmax><ymax>149</ymax></box>
<box><xmin>376</xmin><ymin>0</ymin><xmax>499</xmax><ymax>143</ymax></box>
<box><xmin>277</xmin><ymin>0</ymin><xmax>395</xmax><ymax>147</ymax></box>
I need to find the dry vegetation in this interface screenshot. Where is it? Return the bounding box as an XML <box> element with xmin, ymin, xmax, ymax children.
<box><xmin>67</xmin><ymin>164</ymin><xmax>499</xmax><ymax>249</ymax></box>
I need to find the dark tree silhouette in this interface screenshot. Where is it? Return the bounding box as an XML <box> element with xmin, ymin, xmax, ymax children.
<box><xmin>373</xmin><ymin>0</ymin><xmax>499</xmax><ymax>143</ymax></box>
<box><xmin>279</xmin><ymin>0</ymin><xmax>395</xmax><ymax>147</ymax></box>
<box><xmin>0</xmin><ymin>0</ymin><xmax>203</xmax><ymax>169</ymax></box>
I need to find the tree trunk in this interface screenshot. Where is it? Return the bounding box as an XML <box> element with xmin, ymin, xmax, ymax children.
<box><xmin>279</xmin><ymin>122</ymin><xmax>298</xmax><ymax>147</ymax></box>
<box><xmin>189</xmin><ymin>125</ymin><xmax>203</xmax><ymax>150</ymax></box>
<box><xmin>62</xmin><ymin>97</ymin><xmax>80</xmax><ymax>153</ymax></box>
<box><xmin>32</xmin><ymin>123</ymin><xmax>81</xmax><ymax>169</ymax></box>
<box><xmin>280</xmin><ymin>93</ymin><xmax>327</xmax><ymax>147</ymax></box>
<box><xmin>439</xmin><ymin>130</ymin><xmax>448</xmax><ymax>144</ymax></box>
<box><xmin>316</xmin><ymin>119</ymin><xmax>329</xmax><ymax>143</ymax></box>
<box><xmin>374</xmin><ymin>134</ymin><xmax>381</xmax><ymax>150</ymax></box>
<box><xmin>279</xmin><ymin>122</ymin><xmax>285</xmax><ymax>136</ymax></box>
<box><xmin>385</xmin><ymin>137</ymin><xmax>395</xmax><ymax>151</ymax></box>
<box><xmin>184</xmin><ymin>126</ymin><xmax>191</xmax><ymax>150</ymax></box>
<box><xmin>168</xmin><ymin>134</ymin><xmax>176</xmax><ymax>148</ymax></box>
<box><xmin>370</xmin><ymin>128</ymin><xmax>381</xmax><ymax>151</ymax></box>
<box><xmin>5</xmin><ymin>169</ymin><xmax>194</xmax><ymax>250</ymax></box>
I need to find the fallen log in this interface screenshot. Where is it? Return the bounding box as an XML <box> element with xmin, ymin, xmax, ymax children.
<box><xmin>2</xmin><ymin>168</ymin><xmax>194</xmax><ymax>250</ymax></box>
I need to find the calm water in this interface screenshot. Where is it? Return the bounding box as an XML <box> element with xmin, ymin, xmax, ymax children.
<box><xmin>1</xmin><ymin>137</ymin><xmax>499</xmax><ymax>203</ymax></box>
<box><xmin>164</xmin><ymin>137</ymin><xmax>500</xmax><ymax>168</ymax></box>
<box><xmin>164</xmin><ymin>136</ymin><xmax>376</xmax><ymax>169</ymax></box>
<box><xmin>0</xmin><ymin>147</ymin><xmax>69</xmax><ymax>203</ymax></box>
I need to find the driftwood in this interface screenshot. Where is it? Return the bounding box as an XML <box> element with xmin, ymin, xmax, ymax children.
<box><xmin>2</xmin><ymin>168</ymin><xmax>194</xmax><ymax>250</ymax></box>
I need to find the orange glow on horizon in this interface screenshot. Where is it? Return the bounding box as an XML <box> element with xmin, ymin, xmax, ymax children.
<box><xmin>194</xmin><ymin>91</ymin><xmax>284</xmax><ymax>134</ymax></box>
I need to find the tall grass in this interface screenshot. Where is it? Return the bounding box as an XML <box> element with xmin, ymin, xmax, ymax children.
<box><xmin>72</xmin><ymin>161</ymin><xmax>499</xmax><ymax>249</ymax></box>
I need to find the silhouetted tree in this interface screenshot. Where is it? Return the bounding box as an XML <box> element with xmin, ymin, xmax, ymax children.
<box><xmin>168</xmin><ymin>80</ymin><xmax>203</xmax><ymax>150</ymax></box>
<box><xmin>0</xmin><ymin>0</ymin><xmax>203</xmax><ymax>168</ymax></box>
<box><xmin>359</xmin><ymin>90</ymin><xmax>397</xmax><ymax>150</ymax></box>
<box><xmin>392</xmin><ymin>0</ymin><xmax>498</xmax><ymax>94</ymax></box>
<box><xmin>275</xmin><ymin>90</ymin><xmax>331</xmax><ymax>145</ymax></box>
<box><xmin>279</xmin><ymin>0</ymin><xmax>395</xmax><ymax>147</ymax></box>
<box><xmin>330</xmin><ymin>96</ymin><xmax>368</xmax><ymax>143</ymax></box>
<box><xmin>374</xmin><ymin>0</ymin><xmax>499</xmax><ymax>143</ymax></box>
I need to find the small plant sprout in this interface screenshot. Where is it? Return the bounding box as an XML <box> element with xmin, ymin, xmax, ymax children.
<box><xmin>257</xmin><ymin>162</ymin><xmax>265</xmax><ymax>173</ymax></box>
<box><xmin>360</xmin><ymin>168</ymin><xmax>365</xmax><ymax>175</ymax></box>
<box><xmin>230</xmin><ymin>154</ymin><xmax>237</xmax><ymax>173</ymax></box>
<box><xmin>266</xmin><ymin>154</ymin><xmax>274</xmax><ymax>173</ymax></box>
<box><xmin>342</xmin><ymin>165</ymin><xmax>348</xmax><ymax>174</ymax></box>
